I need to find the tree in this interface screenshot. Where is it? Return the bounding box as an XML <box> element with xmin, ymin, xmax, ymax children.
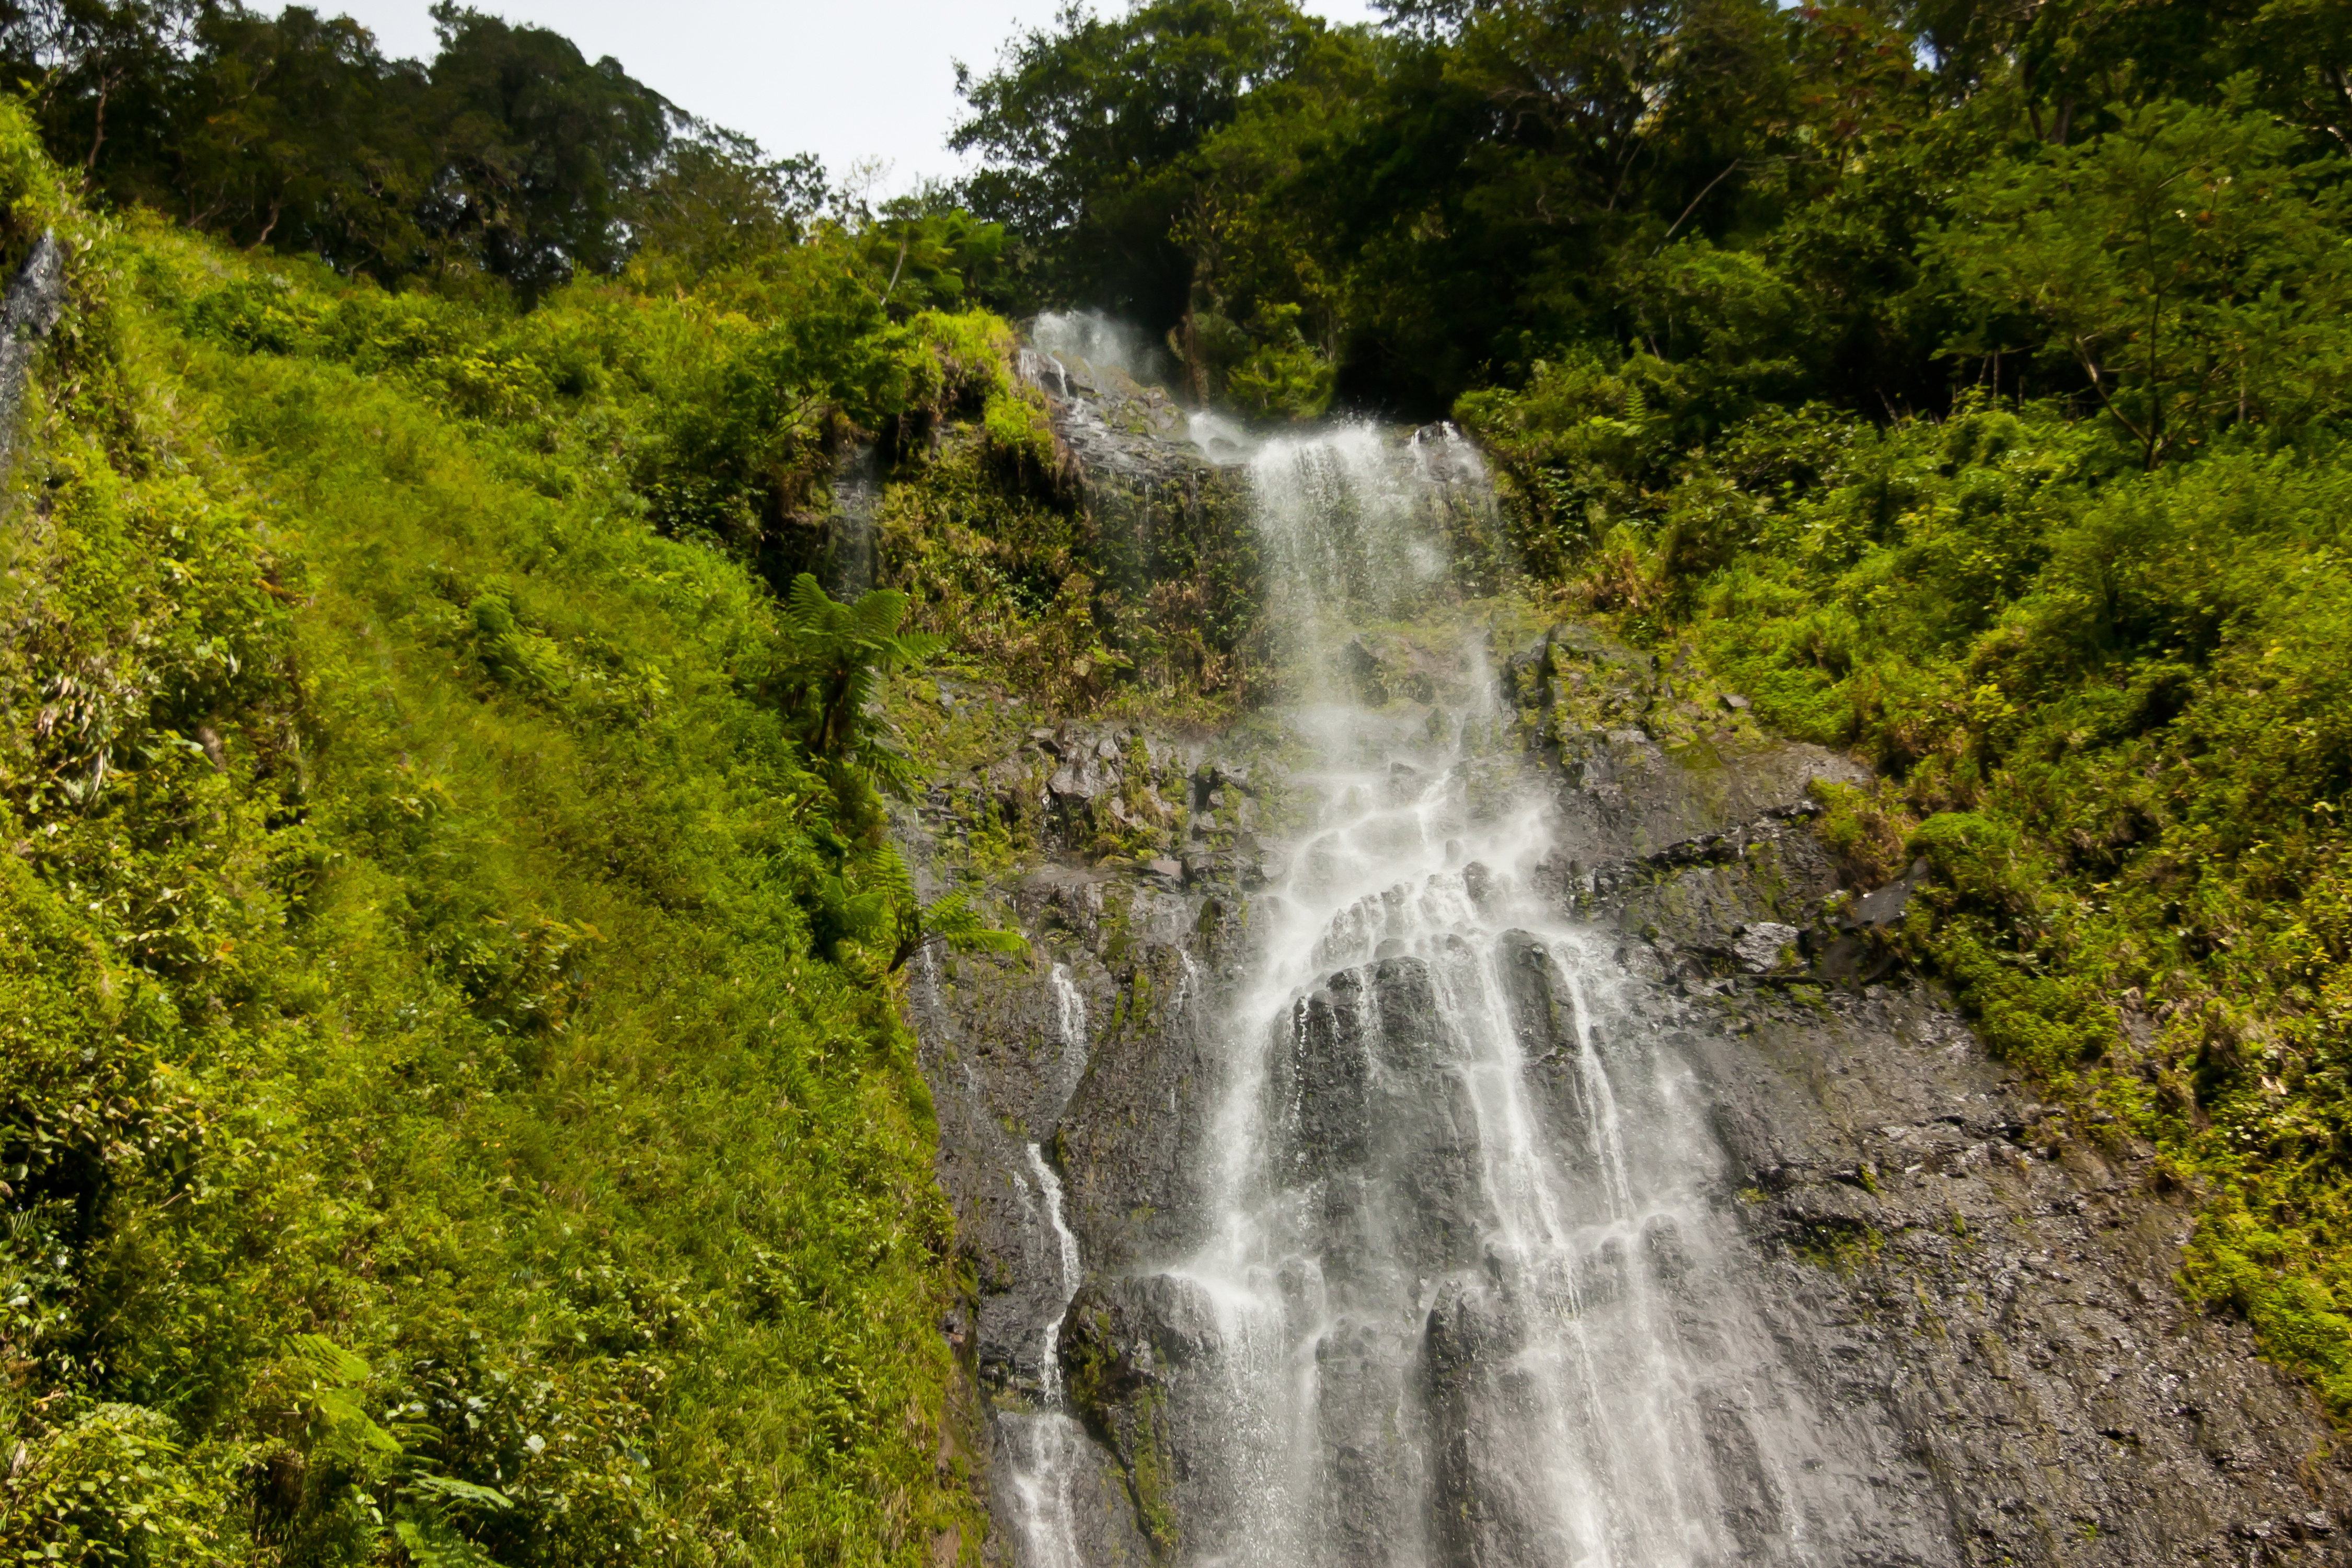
<box><xmin>0</xmin><ymin>1</ymin><xmax>814</xmax><ymax>294</ymax></box>
<box><xmin>418</xmin><ymin>3</ymin><xmax>675</xmax><ymax>296</ymax></box>
<box><xmin>169</xmin><ymin>6</ymin><xmax>434</xmax><ymax>267</ymax></box>
<box><xmin>1933</xmin><ymin>97</ymin><xmax>2352</xmax><ymax>467</ymax></box>
<box><xmin>774</xmin><ymin>574</ymin><xmax>943</xmax><ymax>782</ymax></box>
<box><xmin>951</xmin><ymin>0</ymin><xmax>1332</xmax><ymax>330</ymax></box>
<box><xmin>0</xmin><ymin>0</ymin><xmax>203</xmax><ymax>191</ymax></box>
<box><xmin>626</xmin><ymin>121</ymin><xmax>827</xmax><ymax>279</ymax></box>
<box><xmin>858</xmin><ymin>183</ymin><xmax>1008</xmax><ymax>315</ymax></box>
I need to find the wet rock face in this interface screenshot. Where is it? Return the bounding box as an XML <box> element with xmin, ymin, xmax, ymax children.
<box><xmin>1266</xmin><ymin>956</ymin><xmax>1491</xmax><ymax>1284</ymax></box>
<box><xmin>915</xmin><ymin>697</ymin><xmax>2352</xmax><ymax>1567</ymax></box>
<box><xmin>909</xmin><ymin>503</ymin><xmax>2349</xmax><ymax>1559</ymax></box>
<box><xmin>0</xmin><ymin>232</ymin><xmax>64</xmax><ymax>470</ymax></box>
<box><xmin>1014</xmin><ymin>344</ymin><xmax>1266</xmax><ymax>703</ymax></box>
<box><xmin>1560</xmin><ymin>753</ymin><xmax>2352</xmax><ymax>1565</ymax></box>
<box><xmin>1693</xmin><ymin>972</ymin><xmax>2352</xmax><ymax>1566</ymax></box>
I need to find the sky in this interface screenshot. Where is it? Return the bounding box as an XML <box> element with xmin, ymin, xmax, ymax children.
<box><xmin>320</xmin><ymin>1</ymin><xmax>1384</xmax><ymax>199</ymax></box>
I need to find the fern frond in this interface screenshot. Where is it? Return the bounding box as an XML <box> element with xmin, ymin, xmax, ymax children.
<box><xmin>408</xmin><ymin>1474</ymin><xmax>512</xmax><ymax>1512</ymax></box>
<box><xmin>914</xmin><ymin>893</ymin><xmax>1027</xmax><ymax>960</ymax></box>
<box><xmin>845</xmin><ymin>587</ymin><xmax>911</xmax><ymax>640</ymax></box>
<box><xmin>394</xmin><ymin>1513</ymin><xmax>499</xmax><ymax>1568</ymax></box>
<box><xmin>782</xmin><ymin>572</ymin><xmax>838</xmax><ymax>630</ymax></box>
<box><xmin>287</xmin><ymin>1333</ymin><xmax>371</xmax><ymax>1388</ymax></box>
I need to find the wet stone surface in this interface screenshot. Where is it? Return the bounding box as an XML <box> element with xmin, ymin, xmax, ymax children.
<box><xmin>908</xmin><ymin>695</ymin><xmax>2352</xmax><ymax>1566</ymax></box>
<box><xmin>904</xmin><ymin>359</ymin><xmax>2349</xmax><ymax>1567</ymax></box>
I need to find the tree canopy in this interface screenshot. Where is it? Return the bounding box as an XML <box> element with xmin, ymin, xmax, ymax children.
<box><xmin>951</xmin><ymin>0</ymin><xmax>2352</xmax><ymax>422</ymax></box>
<box><xmin>0</xmin><ymin>1</ymin><xmax>832</xmax><ymax>294</ymax></box>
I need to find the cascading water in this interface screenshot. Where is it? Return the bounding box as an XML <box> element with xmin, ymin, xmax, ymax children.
<box><xmin>1050</xmin><ymin>964</ymin><xmax>1089</xmax><ymax>1105</ymax></box>
<box><xmin>1141</xmin><ymin>423</ymin><xmax>1897</xmax><ymax>1566</ymax></box>
<box><xmin>1004</xmin><ymin>972</ymin><xmax>1094</xmax><ymax>1568</ymax></box>
<box><xmin>822</xmin><ymin>443</ymin><xmax>881</xmax><ymax>601</ymax></box>
<box><xmin>1004</xmin><ymin>1142</ymin><xmax>1090</xmax><ymax>1568</ymax></box>
<box><xmin>1033</xmin><ymin>309</ymin><xmax>1171</xmax><ymax>390</ymax></box>
<box><xmin>936</xmin><ymin>347</ymin><xmax>2346</xmax><ymax>1568</ymax></box>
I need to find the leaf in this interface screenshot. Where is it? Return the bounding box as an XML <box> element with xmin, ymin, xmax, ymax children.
<box><xmin>313</xmin><ymin>1390</ymin><xmax>403</xmax><ymax>1455</ymax></box>
<box><xmin>286</xmin><ymin>1333</ymin><xmax>371</xmax><ymax>1389</ymax></box>
<box><xmin>407</xmin><ymin>1473</ymin><xmax>512</xmax><ymax>1512</ymax></box>
<box><xmin>394</xmin><ymin>1513</ymin><xmax>499</xmax><ymax>1568</ymax></box>
<box><xmin>898</xmin><ymin>891</ymin><xmax>1027</xmax><ymax>971</ymax></box>
<box><xmin>285</xmin><ymin>1336</ymin><xmax>403</xmax><ymax>1454</ymax></box>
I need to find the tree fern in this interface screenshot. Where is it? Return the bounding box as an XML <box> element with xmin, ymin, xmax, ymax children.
<box><xmin>776</xmin><ymin>573</ymin><xmax>946</xmax><ymax>768</ymax></box>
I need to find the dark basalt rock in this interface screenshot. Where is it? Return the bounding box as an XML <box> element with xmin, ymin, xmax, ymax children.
<box><xmin>914</xmin><ymin>683</ymin><xmax>2352</xmax><ymax>1563</ymax></box>
<box><xmin>1493</xmin><ymin>928</ymin><xmax>1576</xmax><ymax>1060</ymax></box>
<box><xmin>1568</xmin><ymin>745</ymin><xmax>2352</xmax><ymax>1566</ymax></box>
<box><xmin>1263</xmin><ymin>956</ymin><xmax>1491</xmax><ymax>1286</ymax></box>
<box><xmin>0</xmin><ymin>232</ymin><xmax>64</xmax><ymax>470</ymax></box>
<box><xmin>907</xmin><ymin>446</ymin><xmax>2349</xmax><ymax>1560</ymax></box>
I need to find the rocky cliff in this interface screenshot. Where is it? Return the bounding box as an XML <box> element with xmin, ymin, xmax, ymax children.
<box><xmin>899</xmin><ymin>348</ymin><xmax>2352</xmax><ymax>1568</ymax></box>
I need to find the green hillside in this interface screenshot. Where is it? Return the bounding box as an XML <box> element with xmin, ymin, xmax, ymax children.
<box><xmin>0</xmin><ymin>99</ymin><xmax>1059</xmax><ymax>1564</ymax></box>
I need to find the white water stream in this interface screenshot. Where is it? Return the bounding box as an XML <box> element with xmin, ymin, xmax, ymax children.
<box><xmin>997</xmin><ymin>420</ymin><xmax>1883</xmax><ymax>1567</ymax></box>
<box><xmin>1004</xmin><ymin>969</ymin><xmax>1094</xmax><ymax>1568</ymax></box>
<box><xmin>1153</xmin><ymin>426</ymin><xmax>1863</xmax><ymax>1566</ymax></box>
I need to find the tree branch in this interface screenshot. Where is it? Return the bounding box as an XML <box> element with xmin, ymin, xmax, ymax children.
<box><xmin>2070</xmin><ymin>336</ymin><xmax>2153</xmax><ymax>456</ymax></box>
<box><xmin>1656</xmin><ymin>159</ymin><xmax>1743</xmax><ymax>253</ymax></box>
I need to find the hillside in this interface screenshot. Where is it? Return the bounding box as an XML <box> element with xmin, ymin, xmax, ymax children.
<box><xmin>0</xmin><ymin>101</ymin><xmax>1073</xmax><ymax>1563</ymax></box>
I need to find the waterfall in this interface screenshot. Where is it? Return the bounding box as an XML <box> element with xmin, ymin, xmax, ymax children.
<box><xmin>1033</xmin><ymin>309</ymin><xmax>1169</xmax><ymax>388</ymax></box>
<box><xmin>1005</xmin><ymin>1144</ymin><xmax>1090</xmax><ymax>1568</ymax></box>
<box><xmin>1005</xmin><ymin>968</ymin><xmax>1093</xmax><ymax>1568</ymax></box>
<box><xmin>1050</xmin><ymin>963</ymin><xmax>1089</xmax><ymax>1105</ymax></box>
<box><xmin>1145</xmin><ymin>422</ymin><xmax>1873</xmax><ymax>1566</ymax></box>
<box><xmin>822</xmin><ymin>443</ymin><xmax>881</xmax><ymax>601</ymax></box>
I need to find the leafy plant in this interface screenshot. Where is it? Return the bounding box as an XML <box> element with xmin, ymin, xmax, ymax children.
<box><xmin>0</xmin><ymin>99</ymin><xmax>995</xmax><ymax>1566</ymax></box>
<box><xmin>1933</xmin><ymin>97</ymin><xmax>2352</xmax><ymax>468</ymax></box>
<box><xmin>774</xmin><ymin>573</ymin><xmax>944</xmax><ymax>781</ymax></box>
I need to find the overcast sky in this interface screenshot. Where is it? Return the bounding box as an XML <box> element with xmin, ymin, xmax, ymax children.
<box><xmin>318</xmin><ymin>1</ymin><xmax>1383</xmax><ymax>198</ymax></box>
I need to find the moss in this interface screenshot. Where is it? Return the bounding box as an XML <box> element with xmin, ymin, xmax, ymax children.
<box><xmin>1099</xmin><ymin>885</ymin><xmax>1138</xmax><ymax>969</ymax></box>
<box><xmin>1788</xmin><ymin>1223</ymin><xmax>1885</xmax><ymax>1276</ymax></box>
<box><xmin>1127</xmin><ymin>1389</ymin><xmax>1181</xmax><ymax>1560</ymax></box>
<box><xmin>1809</xmin><ymin>777</ymin><xmax>1912</xmax><ymax>886</ymax></box>
<box><xmin>983</xmin><ymin>384</ymin><xmax>1058</xmax><ymax>472</ymax></box>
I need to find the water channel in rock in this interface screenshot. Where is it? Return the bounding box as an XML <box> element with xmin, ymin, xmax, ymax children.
<box><xmin>1061</xmin><ymin>423</ymin><xmax>1902</xmax><ymax>1566</ymax></box>
<box><xmin>1002</xmin><ymin>973</ymin><xmax>1094</xmax><ymax>1568</ymax></box>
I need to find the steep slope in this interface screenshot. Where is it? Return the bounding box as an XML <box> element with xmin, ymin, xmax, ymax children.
<box><xmin>0</xmin><ymin>117</ymin><xmax>1018</xmax><ymax>1566</ymax></box>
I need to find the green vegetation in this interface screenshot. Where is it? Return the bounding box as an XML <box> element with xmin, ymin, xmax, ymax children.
<box><xmin>1434</xmin><ymin>93</ymin><xmax>2352</xmax><ymax>1419</ymax></box>
<box><xmin>0</xmin><ymin>70</ymin><xmax>1089</xmax><ymax>1558</ymax></box>
<box><xmin>954</xmin><ymin>0</ymin><xmax>2352</xmax><ymax>420</ymax></box>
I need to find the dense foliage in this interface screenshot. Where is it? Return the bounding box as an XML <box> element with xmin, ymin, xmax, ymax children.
<box><xmin>956</xmin><ymin>0</ymin><xmax>2352</xmax><ymax>420</ymax></box>
<box><xmin>0</xmin><ymin>77</ymin><xmax>1098</xmax><ymax>1559</ymax></box>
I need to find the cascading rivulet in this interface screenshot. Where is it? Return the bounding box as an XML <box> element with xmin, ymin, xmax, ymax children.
<box><xmin>1002</xmin><ymin>968</ymin><xmax>1094</xmax><ymax>1568</ymax></box>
